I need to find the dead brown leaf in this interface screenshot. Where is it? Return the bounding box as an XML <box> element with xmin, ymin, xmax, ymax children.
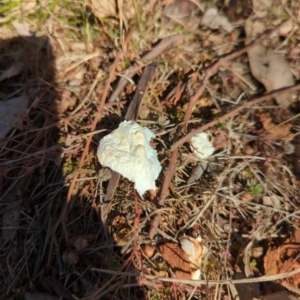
<box><xmin>257</xmin><ymin>112</ymin><xmax>292</xmax><ymax>140</ymax></box>
<box><xmin>247</xmin><ymin>44</ymin><xmax>295</xmax><ymax>109</ymax></box>
<box><xmin>163</xmin><ymin>0</ymin><xmax>200</xmax><ymax>28</ymax></box>
<box><xmin>213</xmin><ymin>130</ymin><xmax>229</xmax><ymax>150</ymax></box>
<box><xmin>159</xmin><ymin>243</ymin><xmax>191</xmax><ymax>279</ymax></box>
<box><xmin>89</xmin><ymin>0</ymin><xmax>117</xmax><ymax>18</ymax></box>
<box><xmin>264</xmin><ymin>228</ymin><xmax>300</xmax><ymax>293</ymax></box>
<box><xmin>245</xmin><ymin>6</ymin><xmax>296</xmax><ymax>109</ymax></box>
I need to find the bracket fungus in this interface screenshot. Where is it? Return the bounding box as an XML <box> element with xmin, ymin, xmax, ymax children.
<box><xmin>97</xmin><ymin>120</ymin><xmax>162</xmax><ymax>197</ymax></box>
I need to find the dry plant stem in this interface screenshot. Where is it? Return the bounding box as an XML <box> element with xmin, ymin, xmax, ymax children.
<box><xmin>125</xmin><ymin>63</ymin><xmax>157</xmax><ymax>120</ymax></box>
<box><xmin>172</xmin><ymin>84</ymin><xmax>300</xmax><ymax>150</ymax></box>
<box><xmin>107</xmin><ymin>34</ymin><xmax>184</xmax><ymax>103</ymax></box>
<box><xmin>159</xmin><ymin>148</ymin><xmax>179</xmax><ymax>206</ymax></box>
<box><xmin>91</xmin><ymin>267</ymin><xmax>300</xmax><ymax>286</ymax></box>
<box><xmin>133</xmin><ymin>193</ymin><xmax>142</xmax><ymax>269</ymax></box>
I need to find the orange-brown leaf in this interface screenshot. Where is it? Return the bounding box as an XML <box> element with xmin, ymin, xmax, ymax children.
<box><xmin>257</xmin><ymin>112</ymin><xmax>292</xmax><ymax>140</ymax></box>
<box><xmin>159</xmin><ymin>243</ymin><xmax>191</xmax><ymax>279</ymax></box>
<box><xmin>264</xmin><ymin>228</ymin><xmax>300</xmax><ymax>292</ymax></box>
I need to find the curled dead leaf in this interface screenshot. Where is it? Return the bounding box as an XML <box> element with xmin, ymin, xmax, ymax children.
<box><xmin>179</xmin><ymin>236</ymin><xmax>206</xmax><ymax>266</ymax></box>
<box><xmin>180</xmin><ymin>236</ymin><xmax>206</xmax><ymax>280</ymax></box>
<box><xmin>242</xmin><ymin>144</ymin><xmax>257</xmax><ymax>155</ymax></box>
<box><xmin>159</xmin><ymin>236</ymin><xmax>206</xmax><ymax>280</ymax></box>
<box><xmin>247</xmin><ymin>45</ymin><xmax>295</xmax><ymax>109</ymax></box>
<box><xmin>240</xmin><ymin>191</ymin><xmax>254</xmax><ymax>202</ymax></box>
<box><xmin>245</xmin><ymin>13</ymin><xmax>296</xmax><ymax>109</ymax></box>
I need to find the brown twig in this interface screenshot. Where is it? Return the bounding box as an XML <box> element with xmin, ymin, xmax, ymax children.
<box><xmin>107</xmin><ymin>34</ymin><xmax>184</xmax><ymax>103</ymax></box>
<box><xmin>172</xmin><ymin>84</ymin><xmax>300</xmax><ymax>151</ymax></box>
<box><xmin>125</xmin><ymin>63</ymin><xmax>157</xmax><ymax>120</ymax></box>
<box><xmin>159</xmin><ymin>148</ymin><xmax>179</xmax><ymax>206</ymax></box>
<box><xmin>90</xmin><ymin>267</ymin><xmax>300</xmax><ymax>286</ymax></box>
<box><xmin>182</xmin><ymin>22</ymin><xmax>287</xmax><ymax>125</ymax></box>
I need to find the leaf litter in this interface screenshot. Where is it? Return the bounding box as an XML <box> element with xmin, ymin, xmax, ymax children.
<box><xmin>1</xmin><ymin>0</ymin><xmax>300</xmax><ymax>299</ymax></box>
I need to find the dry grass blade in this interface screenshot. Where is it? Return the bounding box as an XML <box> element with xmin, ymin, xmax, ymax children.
<box><xmin>91</xmin><ymin>267</ymin><xmax>300</xmax><ymax>285</ymax></box>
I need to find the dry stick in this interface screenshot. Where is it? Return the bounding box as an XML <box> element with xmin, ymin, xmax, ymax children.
<box><xmin>125</xmin><ymin>63</ymin><xmax>157</xmax><ymax>120</ymax></box>
<box><xmin>149</xmin><ymin>148</ymin><xmax>178</xmax><ymax>238</ymax></box>
<box><xmin>107</xmin><ymin>34</ymin><xmax>184</xmax><ymax>103</ymax></box>
<box><xmin>172</xmin><ymin>84</ymin><xmax>300</xmax><ymax>151</ymax></box>
<box><xmin>91</xmin><ymin>267</ymin><xmax>300</xmax><ymax>286</ymax></box>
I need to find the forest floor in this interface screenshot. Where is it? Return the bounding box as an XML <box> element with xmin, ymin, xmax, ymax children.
<box><xmin>1</xmin><ymin>0</ymin><xmax>300</xmax><ymax>299</ymax></box>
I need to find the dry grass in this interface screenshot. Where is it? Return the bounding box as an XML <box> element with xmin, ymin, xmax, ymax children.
<box><xmin>1</xmin><ymin>0</ymin><xmax>300</xmax><ymax>299</ymax></box>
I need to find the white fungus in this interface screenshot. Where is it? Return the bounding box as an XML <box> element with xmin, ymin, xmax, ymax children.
<box><xmin>191</xmin><ymin>132</ymin><xmax>215</xmax><ymax>159</ymax></box>
<box><xmin>97</xmin><ymin>120</ymin><xmax>162</xmax><ymax>197</ymax></box>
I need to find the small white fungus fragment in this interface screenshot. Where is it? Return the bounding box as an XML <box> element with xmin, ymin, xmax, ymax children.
<box><xmin>191</xmin><ymin>132</ymin><xmax>215</xmax><ymax>159</ymax></box>
<box><xmin>201</xmin><ymin>8</ymin><xmax>233</xmax><ymax>33</ymax></box>
<box><xmin>97</xmin><ymin>120</ymin><xmax>162</xmax><ymax>197</ymax></box>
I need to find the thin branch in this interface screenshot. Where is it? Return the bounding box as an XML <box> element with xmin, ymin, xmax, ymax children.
<box><xmin>182</xmin><ymin>21</ymin><xmax>289</xmax><ymax>125</ymax></box>
<box><xmin>91</xmin><ymin>267</ymin><xmax>300</xmax><ymax>286</ymax></box>
<box><xmin>107</xmin><ymin>34</ymin><xmax>184</xmax><ymax>103</ymax></box>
